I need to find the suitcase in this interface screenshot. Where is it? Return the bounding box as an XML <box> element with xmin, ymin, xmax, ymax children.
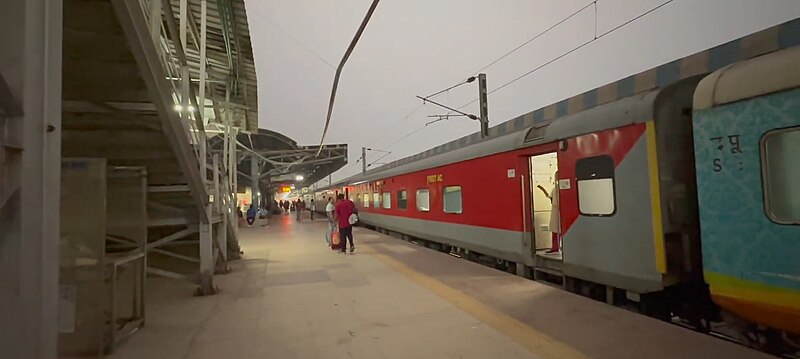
<box><xmin>330</xmin><ymin>229</ymin><xmax>342</xmax><ymax>251</ymax></box>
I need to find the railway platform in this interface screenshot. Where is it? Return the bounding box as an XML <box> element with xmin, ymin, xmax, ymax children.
<box><xmin>107</xmin><ymin>213</ymin><xmax>769</xmax><ymax>359</ymax></box>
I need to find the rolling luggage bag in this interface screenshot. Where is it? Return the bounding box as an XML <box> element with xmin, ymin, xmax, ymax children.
<box><xmin>331</xmin><ymin>229</ymin><xmax>342</xmax><ymax>251</ymax></box>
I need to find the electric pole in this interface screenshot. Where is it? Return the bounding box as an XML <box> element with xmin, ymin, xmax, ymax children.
<box><xmin>478</xmin><ymin>73</ymin><xmax>489</xmax><ymax>138</ymax></box>
<box><xmin>362</xmin><ymin>147</ymin><xmax>367</xmax><ymax>174</ymax></box>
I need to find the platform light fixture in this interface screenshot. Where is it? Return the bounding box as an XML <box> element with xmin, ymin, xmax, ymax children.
<box><xmin>173</xmin><ymin>104</ymin><xmax>183</xmax><ymax>112</ymax></box>
<box><xmin>296</xmin><ymin>175</ymin><xmax>304</xmax><ymax>181</ymax></box>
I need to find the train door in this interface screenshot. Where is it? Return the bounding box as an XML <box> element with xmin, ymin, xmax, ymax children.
<box><xmin>529</xmin><ymin>152</ymin><xmax>561</xmax><ymax>259</ymax></box>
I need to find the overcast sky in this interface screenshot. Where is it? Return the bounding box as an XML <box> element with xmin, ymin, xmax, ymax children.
<box><xmin>244</xmin><ymin>0</ymin><xmax>800</xmax><ymax>184</ymax></box>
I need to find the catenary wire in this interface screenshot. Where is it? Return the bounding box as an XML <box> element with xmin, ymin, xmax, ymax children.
<box><xmin>452</xmin><ymin>0</ymin><xmax>675</xmax><ymax>112</ymax></box>
<box><xmin>250</xmin><ymin>9</ymin><xmax>336</xmax><ymax>69</ymax></box>
<box><xmin>383</xmin><ymin>0</ymin><xmax>676</xmax><ymax>154</ymax></box>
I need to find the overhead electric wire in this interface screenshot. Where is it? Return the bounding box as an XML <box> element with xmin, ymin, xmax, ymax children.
<box><xmin>315</xmin><ymin>0</ymin><xmax>382</xmax><ymax>157</ymax></box>
<box><xmin>429</xmin><ymin>1</ymin><xmax>596</xmax><ymax>99</ymax></box>
<box><xmin>362</xmin><ymin>101</ymin><xmax>430</xmax><ymax>149</ymax></box>
<box><xmin>368</xmin><ymin>151</ymin><xmax>393</xmax><ymax>168</ymax></box>
<box><xmin>250</xmin><ymin>10</ymin><xmax>336</xmax><ymax>69</ymax></box>
<box><xmin>472</xmin><ymin>1</ymin><xmax>596</xmax><ymax>75</ymax></box>
<box><xmin>384</xmin><ymin>0</ymin><xmax>676</xmax><ymax>154</ymax></box>
<box><xmin>373</xmin><ymin>1</ymin><xmax>597</xmax><ymax>153</ymax></box>
<box><xmin>453</xmin><ymin>0</ymin><xmax>675</xmax><ymax>112</ymax></box>
<box><xmin>423</xmin><ymin>76</ymin><xmax>476</xmax><ymax>100</ymax></box>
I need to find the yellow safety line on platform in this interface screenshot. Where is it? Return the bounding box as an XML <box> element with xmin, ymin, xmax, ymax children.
<box><xmin>363</xmin><ymin>245</ymin><xmax>588</xmax><ymax>359</ymax></box>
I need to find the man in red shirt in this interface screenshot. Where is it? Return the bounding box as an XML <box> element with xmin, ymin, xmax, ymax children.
<box><xmin>334</xmin><ymin>193</ymin><xmax>356</xmax><ymax>253</ymax></box>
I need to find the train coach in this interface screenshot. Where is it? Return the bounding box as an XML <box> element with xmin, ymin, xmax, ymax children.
<box><xmin>317</xmin><ymin>46</ymin><xmax>799</xmax><ymax>353</ymax></box>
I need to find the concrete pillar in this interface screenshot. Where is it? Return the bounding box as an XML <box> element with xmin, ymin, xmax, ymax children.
<box><xmin>197</xmin><ymin>220</ymin><xmax>215</xmax><ymax>295</ymax></box>
<box><xmin>0</xmin><ymin>0</ymin><xmax>62</xmax><ymax>357</ymax></box>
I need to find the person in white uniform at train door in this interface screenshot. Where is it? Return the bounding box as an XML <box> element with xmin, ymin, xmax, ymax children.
<box><xmin>547</xmin><ymin>171</ymin><xmax>561</xmax><ymax>253</ymax></box>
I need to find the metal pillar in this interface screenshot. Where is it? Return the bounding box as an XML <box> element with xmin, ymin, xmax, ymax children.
<box><xmin>0</xmin><ymin>0</ymin><xmax>62</xmax><ymax>357</ymax></box>
<box><xmin>478</xmin><ymin>73</ymin><xmax>489</xmax><ymax>138</ymax></box>
<box><xmin>362</xmin><ymin>147</ymin><xmax>367</xmax><ymax>173</ymax></box>
<box><xmin>213</xmin><ymin>154</ymin><xmax>228</xmax><ymax>269</ymax></box>
<box><xmin>250</xmin><ymin>154</ymin><xmax>258</xmax><ymax>207</ymax></box>
<box><xmin>198</xmin><ymin>0</ymin><xmax>208</xmax><ymax>178</ymax></box>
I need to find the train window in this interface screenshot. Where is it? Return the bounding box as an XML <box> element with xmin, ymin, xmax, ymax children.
<box><xmin>762</xmin><ymin>128</ymin><xmax>800</xmax><ymax>224</ymax></box>
<box><xmin>576</xmin><ymin>155</ymin><xmax>616</xmax><ymax>216</ymax></box>
<box><xmin>356</xmin><ymin>194</ymin><xmax>361</xmax><ymax>206</ymax></box>
<box><xmin>443</xmin><ymin>186</ymin><xmax>463</xmax><ymax>214</ymax></box>
<box><xmin>397</xmin><ymin>190</ymin><xmax>408</xmax><ymax>209</ymax></box>
<box><xmin>416</xmin><ymin>189</ymin><xmax>430</xmax><ymax>212</ymax></box>
<box><xmin>382</xmin><ymin>192</ymin><xmax>391</xmax><ymax>209</ymax></box>
<box><xmin>373</xmin><ymin>193</ymin><xmax>380</xmax><ymax>208</ymax></box>
<box><xmin>364</xmin><ymin>193</ymin><xmax>370</xmax><ymax>208</ymax></box>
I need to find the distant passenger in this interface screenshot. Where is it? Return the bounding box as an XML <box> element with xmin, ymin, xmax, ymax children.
<box><xmin>246</xmin><ymin>205</ymin><xmax>257</xmax><ymax>226</ymax></box>
<box><xmin>334</xmin><ymin>193</ymin><xmax>357</xmax><ymax>253</ymax></box>
<box><xmin>326</xmin><ymin>197</ymin><xmax>336</xmax><ymax>245</ymax></box>
<box><xmin>310</xmin><ymin>199</ymin><xmax>316</xmax><ymax>220</ymax></box>
<box><xmin>295</xmin><ymin>199</ymin><xmax>302</xmax><ymax>221</ymax></box>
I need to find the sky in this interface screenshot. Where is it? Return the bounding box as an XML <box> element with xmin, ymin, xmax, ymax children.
<box><xmin>244</xmin><ymin>0</ymin><xmax>800</xmax><ymax>185</ymax></box>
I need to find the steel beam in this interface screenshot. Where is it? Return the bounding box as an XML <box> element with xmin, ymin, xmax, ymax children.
<box><xmin>111</xmin><ymin>0</ymin><xmax>210</xmax><ymax>223</ymax></box>
<box><xmin>149</xmin><ymin>226</ymin><xmax>198</xmax><ymax>248</ymax></box>
<box><xmin>147</xmin><ymin>267</ymin><xmax>188</xmax><ymax>280</ymax></box>
<box><xmin>148</xmin><ymin>184</ymin><xmax>190</xmax><ymax>193</ymax></box>
<box><xmin>152</xmin><ymin>248</ymin><xmax>199</xmax><ymax>263</ymax></box>
<box><xmin>148</xmin><ymin>217</ymin><xmax>191</xmax><ymax>227</ymax></box>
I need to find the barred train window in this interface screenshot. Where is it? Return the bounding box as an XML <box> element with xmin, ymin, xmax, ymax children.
<box><xmin>363</xmin><ymin>193</ymin><xmax>370</xmax><ymax>208</ymax></box>
<box><xmin>443</xmin><ymin>186</ymin><xmax>463</xmax><ymax>214</ymax></box>
<box><xmin>762</xmin><ymin>128</ymin><xmax>800</xmax><ymax>224</ymax></box>
<box><xmin>373</xmin><ymin>193</ymin><xmax>381</xmax><ymax>208</ymax></box>
<box><xmin>382</xmin><ymin>192</ymin><xmax>391</xmax><ymax>209</ymax></box>
<box><xmin>416</xmin><ymin>189</ymin><xmax>430</xmax><ymax>212</ymax></box>
<box><xmin>576</xmin><ymin>155</ymin><xmax>616</xmax><ymax>216</ymax></box>
<box><xmin>397</xmin><ymin>190</ymin><xmax>408</xmax><ymax>209</ymax></box>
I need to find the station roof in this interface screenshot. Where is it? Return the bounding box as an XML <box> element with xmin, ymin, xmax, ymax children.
<box><xmin>209</xmin><ymin>129</ymin><xmax>348</xmax><ymax>191</ymax></box>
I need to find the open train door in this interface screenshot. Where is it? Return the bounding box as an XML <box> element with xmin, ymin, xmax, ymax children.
<box><xmin>529</xmin><ymin>152</ymin><xmax>565</xmax><ymax>284</ymax></box>
<box><xmin>529</xmin><ymin>153</ymin><xmax>561</xmax><ymax>257</ymax></box>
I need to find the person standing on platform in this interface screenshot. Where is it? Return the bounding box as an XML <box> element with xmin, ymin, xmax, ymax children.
<box><xmin>310</xmin><ymin>199</ymin><xmax>316</xmax><ymax>220</ymax></box>
<box><xmin>334</xmin><ymin>193</ymin><xmax>356</xmax><ymax>253</ymax></box>
<box><xmin>325</xmin><ymin>197</ymin><xmax>335</xmax><ymax>245</ymax></box>
<box><xmin>295</xmin><ymin>199</ymin><xmax>302</xmax><ymax>221</ymax></box>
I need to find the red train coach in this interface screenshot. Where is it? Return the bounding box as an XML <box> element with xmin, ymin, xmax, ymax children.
<box><xmin>320</xmin><ymin>77</ymin><xmax>706</xmax><ymax>315</ymax></box>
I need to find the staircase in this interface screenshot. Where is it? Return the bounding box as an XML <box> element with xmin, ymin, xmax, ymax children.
<box><xmin>62</xmin><ymin>0</ymin><xmax>258</xmax><ymax>293</ymax></box>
